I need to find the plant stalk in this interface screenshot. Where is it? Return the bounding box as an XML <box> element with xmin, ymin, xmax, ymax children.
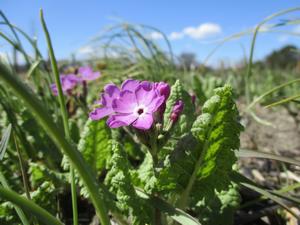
<box><xmin>13</xmin><ymin>133</ymin><xmax>31</xmax><ymax>200</ymax></box>
<box><xmin>40</xmin><ymin>9</ymin><xmax>78</xmax><ymax>225</ymax></box>
<box><xmin>0</xmin><ymin>187</ymin><xmax>63</xmax><ymax>225</ymax></box>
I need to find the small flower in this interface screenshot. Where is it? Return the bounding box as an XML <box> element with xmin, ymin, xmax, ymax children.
<box><xmin>108</xmin><ymin>86</ymin><xmax>165</xmax><ymax>130</ymax></box>
<box><xmin>50</xmin><ymin>74</ymin><xmax>80</xmax><ymax>96</ymax></box>
<box><xmin>78</xmin><ymin>66</ymin><xmax>101</xmax><ymax>81</ymax></box>
<box><xmin>170</xmin><ymin>100</ymin><xmax>184</xmax><ymax>122</ymax></box>
<box><xmin>89</xmin><ymin>79</ymin><xmax>140</xmax><ymax>120</ymax></box>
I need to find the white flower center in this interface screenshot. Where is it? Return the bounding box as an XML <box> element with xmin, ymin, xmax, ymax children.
<box><xmin>134</xmin><ymin>105</ymin><xmax>147</xmax><ymax>117</ymax></box>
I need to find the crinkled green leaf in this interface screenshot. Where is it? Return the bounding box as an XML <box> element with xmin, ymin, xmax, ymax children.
<box><xmin>194</xmin><ymin>183</ymin><xmax>240</xmax><ymax>225</ymax></box>
<box><xmin>157</xmin><ymin>85</ymin><xmax>243</xmax><ymax>220</ymax></box>
<box><xmin>105</xmin><ymin>141</ymin><xmax>152</xmax><ymax>225</ymax></box>
<box><xmin>28</xmin><ymin>162</ymin><xmax>68</xmax><ymax>189</ymax></box>
<box><xmin>78</xmin><ymin>118</ymin><xmax>112</xmax><ymax>174</ymax></box>
<box><xmin>131</xmin><ymin>152</ymin><xmax>156</xmax><ymax>194</ymax></box>
<box><xmin>30</xmin><ymin>181</ymin><xmax>58</xmax><ymax>215</ymax></box>
<box><xmin>62</xmin><ymin>118</ymin><xmax>112</xmax><ymax>174</ymax></box>
<box><xmin>192</xmin><ymin>76</ymin><xmax>207</xmax><ymax>105</ymax></box>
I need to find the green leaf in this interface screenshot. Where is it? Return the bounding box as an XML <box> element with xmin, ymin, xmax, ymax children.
<box><xmin>30</xmin><ymin>181</ymin><xmax>58</xmax><ymax>215</ymax></box>
<box><xmin>0</xmin><ymin>187</ymin><xmax>63</xmax><ymax>225</ymax></box>
<box><xmin>136</xmin><ymin>188</ymin><xmax>201</xmax><ymax>225</ymax></box>
<box><xmin>158</xmin><ymin>85</ymin><xmax>242</xmax><ymax>224</ymax></box>
<box><xmin>132</xmin><ymin>151</ymin><xmax>156</xmax><ymax>193</ymax></box>
<box><xmin>62</xmin><ymin>118</ymin><xmax>112</xmax><ymax>198</ymax></box>
<box><xmin>78</xmin><ymin>119</ymin><xmax>112</xmax><ymax>174</ymax></box>
<box><xmin>164</xmin><ymin>80</ymin><xmax>195</xmax><ymax>135</ymax></box>
<box><xmin>28</xmin><ymin>162</ymin><xmax>68</xmax><ymax>189</ymax></box>
<box><xmin>194</xmin><ymin>183</ymin><xmax>240</xmax><ymax>225</ymax></box>
<box><xmin>192</xmin><ymin>76</ymin><xmax>207</xmax><ymax>105</ymax></box>
<box><xmin>105</xmin><ymin>141</ymin><xmax>151</xmax><ymax>225</ymax></box>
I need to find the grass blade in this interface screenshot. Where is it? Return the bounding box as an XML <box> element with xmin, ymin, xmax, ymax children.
<box><xmin>232</xmin><ymin>172</ymin><xmax>300</xmax><ymax>220</ymax></box>
<box><xmin>0</xmin><ymin>124</ymin><xmax>30</xmax><ymax>225</ymax></box>
<box><xmin>0</xmin><ymin>187</ymin><xmax>63</xmax><ymax>225</ymax></box>
<box><xmin>247</xmin><ymin>78</ymin><xmax>300</xmax><ymax>109</ymax></box>
<box><xmin>136</xmin><ymin>188</ymin><xmax>201</xmax><ymax>225</ymax></box>
<box><xmin>237</xmin><ymin>149</ymin><xmax>300</xmax><ymax>167</ymax></box>
<box><xmin>0</xmin><ymin>124</ymin><xmax>11</xmax><ymax>160</ymax></box>
<box><xmin>39</xmin><ymin>9</ymin><xmax>78</xmax><ymax>225</ymax></box>
<box><xmin>265</xmin><ymin>93</ymin><xmax>300</xmax><ymax>108</ymax></box>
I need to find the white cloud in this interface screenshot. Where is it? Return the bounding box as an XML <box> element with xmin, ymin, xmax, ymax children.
<box><xmin>77</xmin><ymin>46</ymin><xmax>94</xmax><ymax>55</ymax></box>
<box><xmin>183</xmin><ymin>23</ymin><xmax>221</xmax><ymax>39</ymax></box>
<box><xmin>148</xmin><ymin>31</ymin><xmax>163</xmax><ymax>40</ymax></box>
<box><xmin>169</xmin><ymin>32</ymin><xmax>184</xmax><ymax>40</ymax></box>
<box><xmin>168</xmin><ymin>23</ymin><xmax>222</xmax><ymax>41</ymax></box>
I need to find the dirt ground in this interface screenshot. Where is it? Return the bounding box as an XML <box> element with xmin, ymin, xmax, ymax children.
<box><xmin>239</xmin><ymin>104</ymin><xmax>300</xmax><ymax>186</ymax></box>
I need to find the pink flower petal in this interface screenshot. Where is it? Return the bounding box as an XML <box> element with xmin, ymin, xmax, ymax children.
<box><xmin>104</xmin><ymin>84</ymin><xmax>120</xmax><ymax>97</ymax></box>
<box><xmin>121</xmin><ymin>79</ymin><xmax>140</xmax><ymax>91</ymax></box>
<box><xmin>132</xmin><ymin>113</ymin><xmax>153</xmax><ymax>130</ymax></box>
<box><xmin>108</xmin><ymin>113</ymin><xmax>137</xmax><ymax>128</ymax></box>
<box><xmin>135</xmin><ymin>86</ymin><xmax>156</xmax><ymax>106</ymax></box>
<box><xmin>100</xmin><ymin>84</ymin><xmax>120</xmax><ymax>106</ymax></box>
<box><xmin>140</xmin><ymin>81</ymin><xmax>153</xmax><ymax>91</ymax></box>
<box><xmin>89</xmin><ymin>107</ymin><xmax>113</xmax><ymax>120</ymax></box>
<box><xmin>112</xmin><ymin>91</ymin><xmax>137</xmax><ymax>113</ymax></box>
<box><xmin>147</xmin><ymin>96</ymin><xmax>165</xmax><ymax>112</ymax></box>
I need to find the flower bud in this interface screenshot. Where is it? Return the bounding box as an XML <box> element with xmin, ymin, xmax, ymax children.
<box><xmin>170</xmin><ymin>100</ymin><xmax>184</xmax><ymax>122</ymax></box>
<box><xmin>191</xmin><ymin>94</ymin><xmax>196</xmax><ymax>105</ymax></box>
<box><xmin>155</xmin><ymin>82</ymin><xmax>170</xmax><ymax>100</ymax></box>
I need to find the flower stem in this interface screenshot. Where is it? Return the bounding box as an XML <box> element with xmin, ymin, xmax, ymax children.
<box><xmin>40</xmin><ymin>9</ymin><xmax>78</xmax><ymax>225</ymax></box>
<box><xmin>149</xmin><ymin>127</ymin><xmax>162</xmax><ymax>225</ymax></box>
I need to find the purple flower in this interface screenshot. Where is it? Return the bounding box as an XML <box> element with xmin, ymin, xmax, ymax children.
<box><xmin>50</xmin><ymin>74</ymin><xmax>80</xmax><ymax>96</ymax></box>
<box><xmin>89</xmin><ymin>79</ymin><xmax>170</xmax><ymax>130</ymax></box>
<box><xmin>170</xmin><ymin>100</ymin><xmax>184</xmax><ymax>122</ymax></box>
<box><xmin>89</xmin><ymin>79</ymin><xmax>140</xmax><ymax>120</ymax></box>
<box><xmin>78</xmin><ymin>66</ymin><xmax>101</xmax><ymax>81</ymax></box>
<box><xmin>108</xmin><ymin>86</ymin><xmax>165</xmax><ymax>130</ymax></box>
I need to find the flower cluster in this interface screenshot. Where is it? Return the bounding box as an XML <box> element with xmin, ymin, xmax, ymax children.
<box><xmin>78</xmin><ymin>66</ymin><xmax>101</xmax><ymax>81</ymax></box>
<box><xmin>90</xmin><ymin>79</ymin><xmax>171</xmax><ymax>130</ymax></box>
<box><xmin>50</xmin><ymin>66</ymin><xmax>100</xmax><ymax>96</ymax></box>
<box><xmin>50</xmin><ymin>74</ymin><xmax>80</xmax><ymax>96</ymax></box>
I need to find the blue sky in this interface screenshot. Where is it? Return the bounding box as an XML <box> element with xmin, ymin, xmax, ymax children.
<box><xmin>1</xmin><ymin>0</ymin><xmax>300</xmax><ymax>66</ymax></box>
